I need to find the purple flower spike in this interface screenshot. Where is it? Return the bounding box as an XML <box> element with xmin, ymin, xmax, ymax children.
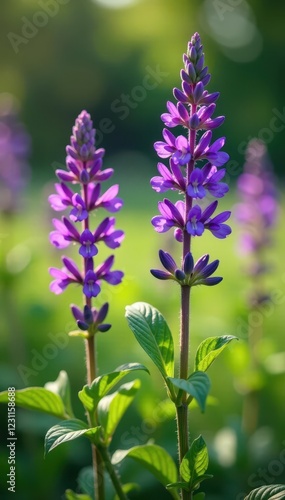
<box><xmin>0</xmin><ymin>94</ymin><xmax>31</xmax><ymax>214</ymax></box>
<box><xmin>49</xmin><ymin>110</ymin><xmax>124</xmax><ymax>336</ymax></box>
<box><xmin>151</xmin><ymin>33</ymin><xmax>231</xmax><ymax>293</ymax></box>
<box><xmin>235</xmin><ymin>139</ymin><xmax>278</xmax><ymax>304</ymax></box>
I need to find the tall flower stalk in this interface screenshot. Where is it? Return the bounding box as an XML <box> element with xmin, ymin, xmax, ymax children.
<box><xmin>48</xmin><ymin>110</ymin><xmax>125</xmax><ymax>499</ymax></box>
<box><xmin>125</xmin><ymin>33</ymin><xmax>234</xmax><ymax>500</ymax></box>
<box><xmin>235</xmin><ymin>138</ymin><xmax>278</xmax><ymax>434</ymax></box>
<box><xmin>150</xmin><ymin>33</ymin><xmax>231</xmax><ymax>497</ymax></box>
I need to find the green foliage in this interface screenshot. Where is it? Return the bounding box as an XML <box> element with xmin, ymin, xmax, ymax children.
<box><xmin>244</xmin><ymin>485</ymin><xmax>285</xmax><ymax>499</ymax></box>
<box><xmin>0</xmin><ymin>386</ymin><xmax>70</xmax><ymax>419</ymax></box>
<box><xmin>180</xmin><ymin>435</ymin><xmax>211</xmax><ymax>492</ymax></box>
<box><xmin>65</xmin><ymin>491</ymin><xmax>92</xmax><ymax>500</ymax></box>
<box><xmin>44</xmin><ymin>419</ymin><xmax>100</xmax><ymax>455</ymax></box>
<box><xmin>76</xmin><ymin>467</ymin><xmax>94</xmax><ymax>498</ymax></box>
<box><xmin>194</xmin><ymin>335</ymin><xmax>237</xmax><ymax>373</ymax></box>
<box><xmin>112</xmin><ymin>444</ymin><xmax>179</xmax><ymax>499</ymax></box>
<box><xmin>125</xmin><ymin>302</ymin><xmax>175</xmax><ymax>379</ymax></box>
<box><xmin>168</xmin><ymin>372</ymin><xmax>211</xmax><ymax>412</ymax></box>
<box><xmin>114</xmin><ymin>483</ymin><xmax>140</xmax><ymax>499</ymax></box>
<box><xmin>98</xmin><ymin>379</ymin><xmax>141</xmax><ymax>444</ymax></box>
<box><xmin>78</xmin><ymin>362</ymin><xmax>148</xmax><ymax>414</ymax></box>
<box><xmin>44</xmin><ymin>370</ymin><xmax>74</xmax><ymax>418</ymax></box>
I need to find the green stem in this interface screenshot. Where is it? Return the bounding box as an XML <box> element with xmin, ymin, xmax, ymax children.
<box><xmin>98</xmin><ymin>445</ymin><xmax>128</xmax><ymax>500</ymax></box>
<box><xmin>85</xmin><ymin>336</ymin><xmax>105</xmax><ymax>500</ymax></box>
<box><xmin>176</xmin><ymin>98</ymin><xmax>197</xmax><ymax>499</ymax></box>
<box><xmin>82</xmin><ymin>177</ymin><xmax>105</xmax><ymax>500</ymax></box>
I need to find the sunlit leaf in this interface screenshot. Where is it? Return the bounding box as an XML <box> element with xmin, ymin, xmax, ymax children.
<box><xmin>112</xmin><ymin>444</ymin><xmax>179</xmax><ymax>499</ymax></box>
<box><xmin>44</xmin><ymin>419</ymin><xmax>100</xmax><ymax>455</ymax></box>
<box><xmin>168</xmin><ymin>372</ymin><xmax>211</xmax><ymax>412</ymax></box>
<box><xmin>78</xmin><ymin>363</ymin><xmax>148</xmax><ymax>414</ymax></box>
<box><xmin>125</xmin><ymin>302</ymin><xmax>174</xmax><ymax>379</ymax></box>
<box><xmin>195</xmin><ymin>336</ymin><xmax>237</xmax><ymax>373</ymax></box>
<box><xmin>98</xmin><ymin>380</ymin><xmax>140</xmax><ymax>444</ymax></box>
<box><xmin>180</xmin><ymin>435</ymin><xmax>209</xmax><ymax>488</ymax></box>
<box><xmin>0</xmin><ymin>387</ymin><xmax>68</xmax><ymax>419</ymax></box>
<box><xmin>45</xmin><ymin>370</ymin><xmax>74</xmax><ymax>418</ymax></box>
<box><xmin>166</xmin><ymin>481</ymin><xmax>189</xmax><ymax>491</ymax></box>
<box><xmin>244</xmin><ymin>484</ymin><xmax>285</xmax><ymax>499</ymax></box>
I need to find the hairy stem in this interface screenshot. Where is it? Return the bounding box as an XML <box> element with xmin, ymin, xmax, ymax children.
<box><xmin>98</xmin><ymin>445</ymin><xmax>128</xmax><ymax>500</ymax></box>
<box><xmin>85</xmin><ymin>335</ymin><xmax>105</xmax><ymax>500</ymax></box>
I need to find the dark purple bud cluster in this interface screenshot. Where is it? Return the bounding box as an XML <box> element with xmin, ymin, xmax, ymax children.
<box><xmin>151</xmin><ymin>250</ymin><xmax>222</xmax><ymax>287</ymax></box>
<box><xmin>48</xmin><ymin>111</ymin><xmax>124</xmax><ymax>333</ymax></box>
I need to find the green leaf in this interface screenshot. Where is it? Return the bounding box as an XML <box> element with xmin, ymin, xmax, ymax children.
<box><xmin>180</xmin><ymin>435</ymin><xmax>209</xmax><ymax>488</ymax></box>
<box><xmin>166</xmin><ymin>482</ymin><xmax>189</xmax><ymax>491</ymax></box>
<box><xmin>193</xmin><ymin>493</ymin><xmax>206</xmax><ymax>500</ymax></box>
<box><xmin>114</xmin><ymin>483</ymin><xmax>140</xmax><ymax>499</ymax></box>
<box><xmin>244</xmin><ymin>485</ymin><xmax>285</xmax><ymax>499</ymax></box>
<box><xmin>195</xmin><ymin>335</ymin><xmax>237</xmax><ymax>372</ymax></box>
<box><xmin>168</xmin><ymin>372</ymin><xmax>211</xmax><ymax>412</ymax></box>
<box><xmin>98</xmin><ymin>380</ymin><xmax>141</xmax><ymax>444</ymax></box>
<box><xmin>0</xmin><ymin>387</ymin><xmax>68</xmax><ymax>419</ymax></box>
<box><xmin>78</xmin><ymin>362</ymin><xmax>148</xmax><ymax>414</ymax></box>
<box><xmin>44</xmin><ymin>419</ymin><xmax>100</xmax><ymax>455</ymax></box>
<box><xmin>112</xmin><ymin>444</ymin><xmax>179</xmax><ymax>500</ymax></box>
<box><xmin>125</xmin><ymin>302</ymin><xmax>174</xmax><ymax>379</ymax></box>
<box><xmin>65</xmin><ymin>491</ymin><xmax>92</xmax><ymax>500</ymax></box>
<box><xmin>45</xmin><ymin>370</ymin><xmax>74</xmax><ymax>418</ymax></box>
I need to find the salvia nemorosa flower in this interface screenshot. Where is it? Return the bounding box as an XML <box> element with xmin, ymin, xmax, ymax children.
<box><xmin>235</xmin><ymin>138</ymin><xmax>278</xmax><ymax>305</ymax></box>
<box><xmin>151</xmin><ymin>33</ymin><xmax>231</xmax><ymax>286</ymax></box>
<box><xmin>48</xmin><ymin>110</ymin><xmax>124</xmax><ymax>333</ymax></box>
<box><xmin>0</xmin><ymin>93</ymin><xmax>31</xmax><ymax>214</ymax></box>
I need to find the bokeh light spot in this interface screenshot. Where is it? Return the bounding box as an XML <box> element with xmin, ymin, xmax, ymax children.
<box><xmin>92</xmin><ymin>0</ymin><xmax>139</xmax><ymax>9</ymax></box>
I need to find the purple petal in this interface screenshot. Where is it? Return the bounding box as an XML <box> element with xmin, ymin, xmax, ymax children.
<box><xmin>62</xmin><ymin>257</ymin><xmax>82</xmax><ymax>282</ymax></box>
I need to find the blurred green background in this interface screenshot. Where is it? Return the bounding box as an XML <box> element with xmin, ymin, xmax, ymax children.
<box><xmin>1</xmin><ymin>0</ymin><xmax>285</xmax><ymax>499</ymax></box>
